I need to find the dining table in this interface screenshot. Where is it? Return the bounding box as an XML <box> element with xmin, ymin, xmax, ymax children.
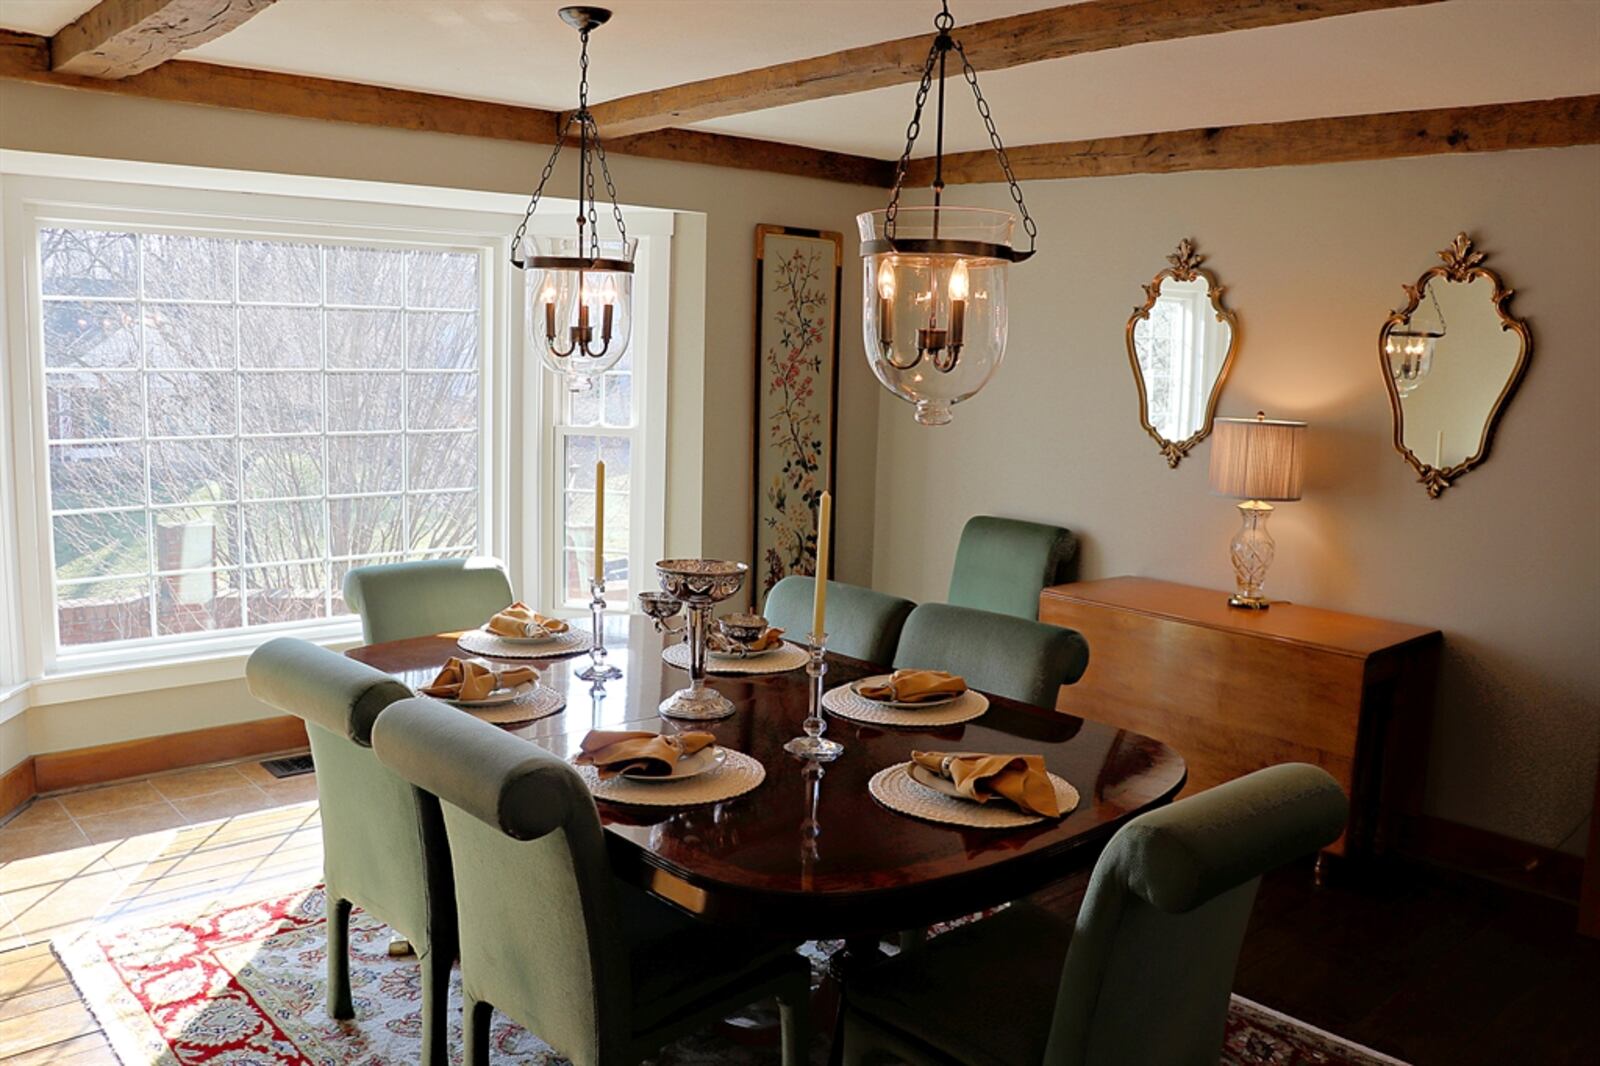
<box><xmin>348</xmin><ymin>614</ymin><xmax>1188</xmax><ymax>943</ymax></box>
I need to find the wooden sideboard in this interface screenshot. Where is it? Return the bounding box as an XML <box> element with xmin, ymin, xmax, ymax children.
<box><xmin>1040</xmin><ymin>577</ymin><xmax>1441</xmax><ymax>869</ymax></box>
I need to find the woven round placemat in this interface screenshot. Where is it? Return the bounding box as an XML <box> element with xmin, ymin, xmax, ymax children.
<box><xmin>822</xmin><ymin>682</ymin><xmax>989</xmax><ymax>727</ymax></box>
<box><xmin>661</xmin><ymin>641</ymin><xmax>809</xmax><ymax>675</ymax></box>
<box><xmin>868</xmin><ymin>762</ymin><xmax>1079</xmax><ymax>829</ymax></box>
<box><xmin>456</xmin><ymin>628</ymin><xmax>592</xmax><ymax>660</ymax></box>
<box><xmin>452</xmin><ymin>684</ymin><xmax>565</xmax><ymax>725</ymax></box>
<box><xmin>574</xmin><ymin>748</ymin><xmax>766</xmax><ymax>807</ymax></box>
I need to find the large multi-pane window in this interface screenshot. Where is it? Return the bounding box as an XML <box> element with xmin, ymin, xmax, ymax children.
<box><xmin>38</xmin><ymin>225</ymin><xmax>484</xmax><ymax>648</ymax></box>
<box><xmin>558</xmin><ymin>348</ymin><xmax>635</xmax><ymax>607</ymax></box>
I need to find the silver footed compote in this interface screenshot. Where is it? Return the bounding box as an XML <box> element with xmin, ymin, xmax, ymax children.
<box><xmin>654</xmin><ymin>559</ymin><xmax>748</xmax><ymax>721</ymax></box>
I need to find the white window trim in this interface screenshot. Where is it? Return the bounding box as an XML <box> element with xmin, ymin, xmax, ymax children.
<box><xmin>538</xmin><ymin>231</ymin><xmax>671</xmax><ymax>615</ymax></box>
<box><xmin>0</xmin><ymin>151</ymin><xmax>672</xmax><ymax>698</ymax></box>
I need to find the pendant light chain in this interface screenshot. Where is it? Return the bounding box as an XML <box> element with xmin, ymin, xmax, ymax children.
<box><xmin>954</xmin><ymin>40</ymin><xmax>1036</xmax><ymax>254</ymax></box>
<box><xmin>510</xmin><ymin>110</ymin><xmax>576</xmax><ymax>267</ymax></box>
<box><xmin>883</xmin><ymin>43</ymin><xmax>941</xmax><ymax>242</ymax></box>
<box><xmin>880</xmin><ymin>1</ymin><xmax>1036</xmax><ymax>254</ymax></box>
<box><xmin>511</xmin><ymin>18</ymin><xmax>629</xmax><ymax>269</ymax></box>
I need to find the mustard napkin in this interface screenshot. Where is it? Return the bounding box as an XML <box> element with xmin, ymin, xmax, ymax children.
<box><xmin>575</xmin><ymin>729</ymin><xmax>717</xmax><ymax>780</ymax></box>
<box><xmin>910</xmin><ymin>750</ymin><xmax>1061</xmax><ymax>817</ymax></box>
<box><xmin>858</xmin><ymin>669</ymin><xmax>968</xmax><ymax>704</ymax></box>
<box><xmin>488</xmin><ymin>601</ymin><xmax>569</xmax><ymax>638</ymax></box>
<box><xmin>421</xmin><ymin>657</ymin><xmax>538</xmax><ymax>702</ymax></box>
<box><xmin>710</xmin><ymin>627</ymin><xmax>786</xmax><ymax>653</ymax></box>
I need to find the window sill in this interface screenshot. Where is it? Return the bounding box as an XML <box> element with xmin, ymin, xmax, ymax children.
<box><xmin>26</xmin><ymin>620</ymin><xmax>365</xmax><ymax>708</ymax></box>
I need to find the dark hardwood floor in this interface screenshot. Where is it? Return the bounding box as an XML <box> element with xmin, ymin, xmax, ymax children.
<box><xmin>1031</xmin><ymin>855</ymin><xmax>1600</xmax><ymax>1065</ymax></box>
<box><xmin>1237</xmin><ymin>857</ymin><xmax>1600</xmax><ymax>1065</ymax></box>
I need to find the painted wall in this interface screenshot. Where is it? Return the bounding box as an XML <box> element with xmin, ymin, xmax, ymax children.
<box><xmin>0</xmin><ymin>81</ymin><xmax>883</xmax><ymax>764</ymax></box>
<box><xmin>870</xmin><ymin>147</ymin><xmax>1600</xmax><ymax>853</ymax></box>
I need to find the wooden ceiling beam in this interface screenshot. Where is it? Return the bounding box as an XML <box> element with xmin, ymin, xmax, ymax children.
<box><xmin>904</xmin><ymin>96</ymin><xmax>1600</xmax><ymax>185</ymax></box>
<box><xmin>0</xmin><ymin>30</ymin><xmax>893</xmax><ymax>187</ymax></box>
<box><xmin>582</xmin><ymin>0</ymin><xmax>1446</xmax><ymax>138</ymax></box>
<box><xmin>51</xmin><ymin>0</ymin><xmax>278</xmax><ymax>79</ymax></box>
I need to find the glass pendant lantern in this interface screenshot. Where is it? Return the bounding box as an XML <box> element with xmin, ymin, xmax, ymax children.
<box><xmin>1386</xmin><ymin>279</ymin><xmax>1446</xmax><ymax>398</ymax></box>
<box><xmin>859</xmin><ymin>1</ymin><xmax>1037</xmax><ymax>426</ymax></box>
<box><xmin>511</xmin><ymin>7</ymin><xmax>636</xmax><ymax>393</ymax></box>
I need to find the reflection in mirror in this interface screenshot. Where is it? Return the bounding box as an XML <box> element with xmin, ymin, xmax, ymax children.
<box><xmin>1380</xmin><ymin>233</ymin><xmax>1531</xmax><ymax>498</ymax></box>
<box><xmin>1127</xmin><ymin>239</ymin><xmax>1239</xmax><ymax>467</ymax></box>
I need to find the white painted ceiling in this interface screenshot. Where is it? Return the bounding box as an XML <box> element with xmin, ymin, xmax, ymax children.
<box><xmin>4</xmin><ymin>0</ymin><xmax>1598</xmax><ymax>158</ymax></box>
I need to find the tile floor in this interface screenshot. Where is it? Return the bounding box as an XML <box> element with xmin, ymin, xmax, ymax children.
<box><xmin>0</xmin><ymin>755</ymin><xmax>321</xmax><ymax>1063</ymax></box>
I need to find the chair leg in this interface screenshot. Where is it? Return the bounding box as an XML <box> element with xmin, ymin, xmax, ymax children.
<box><xmin>326</xmin><ymin>896</ymin><xmax>354</xmax><ymax>1020</ymax></box>
<box><xmin>463</xmin><ymin>992</ymin><xmax>492</xmax><ymax>1066</ymax></box>
<box><xmin>419</xmin><ymin>949</ymin><xmax>452</xmax><ymax>1066</ymax></box>
<box><xmin>777</xmin><ymin>970</ymin><xmax>810</xmax><ymax>1066</ymax></box>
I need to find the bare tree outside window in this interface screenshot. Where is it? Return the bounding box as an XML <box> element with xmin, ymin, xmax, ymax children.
<box><xmin>40</xmin><ymin>226</ymin><xmax>483</xmax><ymax>647</ymax></box>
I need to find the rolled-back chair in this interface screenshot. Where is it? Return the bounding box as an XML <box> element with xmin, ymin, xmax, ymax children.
<box><xmin>842</xmin><ymin>763</ymin><xmax>1349</xmax><ymax>1066</ymax></box>
<box><xmin>947</xmin><ymin>515</ymin><xmax>1077</xmax><ymax>620</ymax></box>
<box><xmin>371</xmin><ymin>697</ymin><xmax>810</xmax><ymax>1066</ymax></box>
<box><xmin>763</xmin><ymin>575</ymin><xmax>915</xmax><ymax>664</ymax></box>
<box><xmin>893</xmin><ymin>602</ymin><xmax>1089</xmax><ymax>708</ymax></box>
<box><xmin>244</xmin><ymin>637</ymin><xmax>456</xmax><ymax>1066</ymax></box>
<box><xmin>342</xmin><ymin>557</ymin><xmax>514</xmax><ymax>643</ymax></box>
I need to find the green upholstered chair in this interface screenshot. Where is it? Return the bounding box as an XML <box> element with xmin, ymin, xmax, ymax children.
<box><xmin>947</xmin><ymin>515</ymin><xmax>1077</xmax><ymax>620</ymax></box>
<box><xmin>342</xmin><ymin>557</ymin><xmax>514</xmax><ymax>644</ymax></box>
<box><xmin>244</xmin><ymin>637</ymin><xmax>455</xmax><ymax>1066</ymax></box>
<box><xmin>893</xmin><ymin>602</ymin><xmax>1089</xmax><ymax>708</ymax></box>
<box><xmin>370</xmin><ymin>696</ymin><xmax>811</xmax><ymax>1066</ymax></box>
<box><xmin>763</xmin><ymin>575</ymin><xmax>915</xmax><ymax>664</ymax></box>
<box><xmin>842</xmin><ymin>763</ymin><xmax>1348</xmax><ymax>1066</ymax></box>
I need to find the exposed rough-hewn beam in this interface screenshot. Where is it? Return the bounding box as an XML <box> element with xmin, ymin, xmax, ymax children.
<box><xmin>904</xmin><ymin>96</ymin><xmax>1600</xmax><ymax>184</ymax></box>
<box><xmin>0</xmin><ymin>30</ymin><xmax>893</xmax><ymax>187</ymax></box>
<box><xmin>583</xmin><ymin>0</ymin><xmax>1445</xmax><ymax>138</ymax></box>
<box><xmin>51</xmin><ymin>0</ymin><xmax>277</xmax><ymax>79</ymax></box>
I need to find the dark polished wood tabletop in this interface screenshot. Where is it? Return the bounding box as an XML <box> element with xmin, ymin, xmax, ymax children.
<box><xmin>349</xmin><ymin>616</ymin><xmax>1186</xmax><ymax>938</ymax></box>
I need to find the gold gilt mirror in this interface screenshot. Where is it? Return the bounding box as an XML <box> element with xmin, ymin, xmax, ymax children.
<box><xmin>1380</xmin><ymin>233</ymin><xmax>1531</xmax><ymax>498</ymax></box>
<box><xmin>1126</xmin><ymin>238</ymin><xmax>1239</xmax><ymax>467</ymax></box>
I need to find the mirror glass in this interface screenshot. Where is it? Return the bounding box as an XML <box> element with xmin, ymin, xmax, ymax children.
<box><xmin>1391</xmin><ymin>276</ymin><xmax>1522</xmax><ymax>469</ymax></box>
<box><xmin>1126</xmin><ymin>239</ymin><xmax>1238</xmax><ymax>467</ymax></box>
<box><xmin>1132</xmin><ymin>276</ymin><xmax>1234</xmax><ymax>441</ymax></box>
<box><xmin>1381</xmin><ymin>234</ymin><xmax>1531</xmax><ymax>497</ymax></box>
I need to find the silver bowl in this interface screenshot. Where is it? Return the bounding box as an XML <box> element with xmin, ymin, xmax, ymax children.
<box><xmin>655</xmin><ymin>559</ymin><xmax>748</xmax><ymax>604</ymax></box>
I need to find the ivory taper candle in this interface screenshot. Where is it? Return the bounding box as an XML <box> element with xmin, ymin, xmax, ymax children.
<box><xmin>594</xmin><ymin>460</ymin><xmax>605</xmax><ymax>584</ymax></box>
<box><xmin>812</xmin><ymin>491</ymin><xmax>831</xmax><ymax>637</ymax></box>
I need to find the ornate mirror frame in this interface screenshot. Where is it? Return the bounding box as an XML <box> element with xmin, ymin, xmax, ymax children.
<box><xmin>1125</xmin><ymin>238</ymin><xmax>1240</xmax><ymax>467</ymax></box>
<box><xmin>1379</xmin><ymin>233</ymin><xmax>1532</xmax><ymax>498</ymax></box>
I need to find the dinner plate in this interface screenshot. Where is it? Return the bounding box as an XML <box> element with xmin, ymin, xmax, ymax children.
<box><xmin>477</xmin><ymin>623</ymin><xmax>567</xmax><ymax>645</ymax></box>
<box><xmin>849</xmin><ymin>674</ymin><xmax>965</xmax><ymax>710</ymax></box>
<box><xmin>444</xmin><ymin>681</ymin><xmax>536</xmax><ymax>708</ymax></box>
<box><xmin>619</xmin><ymin>745</ymin><xmax>728</xmax><ymax>781</ymax></box>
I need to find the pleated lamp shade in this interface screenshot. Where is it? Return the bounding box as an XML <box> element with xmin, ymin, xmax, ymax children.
<box><xmin>1209</xmin><ymin>414</ymin><xmax>1307</xmax><ymax>501</ymax></box>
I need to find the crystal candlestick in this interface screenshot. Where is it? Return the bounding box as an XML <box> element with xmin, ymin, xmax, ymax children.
<box><xmin>576</xmin><ymin>578</ymin><xmax>621</xmax><ymax>681</ymax></box>
<box><xmin>785</xmin><ymin>634</ymin><xmax>843</xmax><ymax>760</ymax></box>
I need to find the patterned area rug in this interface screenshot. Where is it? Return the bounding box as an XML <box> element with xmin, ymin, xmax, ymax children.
<box><xmin>55</xmin><ymin>885</ymin><xmax>1407</xmax><ymax>1065</ymax></box>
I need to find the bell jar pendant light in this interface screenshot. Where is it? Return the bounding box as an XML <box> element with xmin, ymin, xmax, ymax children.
<box><xmin>511</xmin><ymin>6</ymin><xmax>636</xmax><ymax>393</ymax></box>
<box><xmin>1386</xmin><ymin>281</ymin><xmax>1446</xmax><ymax>398</ymax></box>
<box><xmin>859</xmin><ymin>1</ymin><xmax>1038</xmax><ymax>426</ymax></box>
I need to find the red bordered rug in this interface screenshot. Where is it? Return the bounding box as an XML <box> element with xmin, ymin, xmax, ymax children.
<box><xmin>54</xmin><ymin>884</ymin><xmax>1409</xmax><ymax>1065</ymax></box>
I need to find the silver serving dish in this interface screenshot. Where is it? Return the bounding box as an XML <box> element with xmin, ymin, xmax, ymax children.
<box><xmin>651</xmin><ymin>559</ymin><xmax>748</xmax><ymax>721</ymax></box>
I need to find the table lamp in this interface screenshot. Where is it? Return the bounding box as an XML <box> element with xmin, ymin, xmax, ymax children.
<box><xmin>1208</xmin><ymin>412</ymin><xmax>1306</xmax><ymax>609</ymax></box>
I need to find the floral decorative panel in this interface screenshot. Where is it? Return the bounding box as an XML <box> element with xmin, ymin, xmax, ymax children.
<box><xmin>752</xmin><ymin>225</ymin><xmax>842</xmax><ymax>599</ymax></box>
